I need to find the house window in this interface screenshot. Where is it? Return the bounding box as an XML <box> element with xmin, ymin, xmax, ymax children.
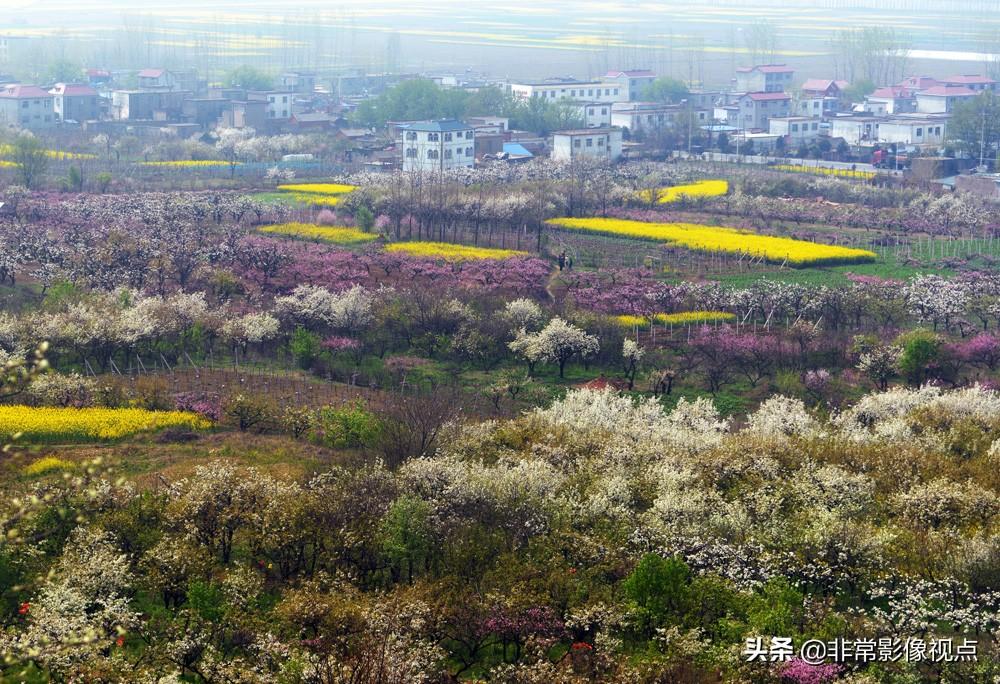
<box><xmin>405</xmin><ymin>148</ymin><xmax>416</xmax><ymax>158</ymax></box>
<box><xmin>613</xmin><ymin>89</ymin><xmax>619</xmax><ymax>95</ymax></box>
<box><xmin>427</xmin><ymin>149</ymin><xmax>439</xmax><ymax>159</ymax></box>
<box><xmin>601</xmin><ymin>107</ymin><xmax>607</xmax><ymax>115</ymax></box>
<box><xmin>588</xmin><ymin>89</ymin><xmax>594</xmax><ymax>96</ymax></box>
<box><xmin>466</xmin><ymin>131</ymin><xmax>473</xmax><ymax>139</ymax></box>
<box><xmin>935</xmin><ymin>126</ymin><xmax>941</xmax><ymax>135</ymax></box>
<box><xmin>466</xmin><ymin>147</ymin><xmax>473</xmax><ymax>156</ymax></box>
<box><xmin>597</xmin><ymin>137</ymin><xmax>604</xmax><ymax>146</ymax></box>
<box><xmin>444</xmin><ymin>149</ymin><xmax>452</xmax><ymax>159</ymax></box>
<box><xmin>573</xmin><ymin>138</ymin><xmax>581</xmax><ymax>147</ymax></box>
<box><xmin>428</xmin><ymin>133</ymin><xmax>439</xmax><ymax>141</ymax></box>
<box><xmin>916</xmin><ymin>127</ymin><xmax>923</xmax><ymax>137</ymax></box>
<box><xmin>444</xmin><ymin>132</ymin><xmax>452</xmax><ymax>141</ymax></box>
<box><xmin>791</xmin><ymin>124</ymin><xmax>798</xmax><ymax>132</ymax></box>
<box><xmin>586</xmin><ymin>138</ymin><xmax>593</xmax><ymax>147</ymax></box>
<box><xmin>406</xmin><ymin>131</ymin><xmax>417</xmax><ymax>140</ymax></box>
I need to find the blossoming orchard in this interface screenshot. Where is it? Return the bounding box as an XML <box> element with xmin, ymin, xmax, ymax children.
<box><xmin>0</xmin><ymin>152</ymin><xmax>999</xmax><ymax>682</ymax></box>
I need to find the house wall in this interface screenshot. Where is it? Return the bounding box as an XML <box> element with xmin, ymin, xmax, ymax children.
<box><xmin>402</xmin><ymin>128</ymin><xmax>475</xmax><ymax>172</ymax></box>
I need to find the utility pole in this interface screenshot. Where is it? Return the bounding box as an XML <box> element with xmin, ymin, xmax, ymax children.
<box><xmin>980</xmin><ymin>104</ymin><xmax>987</xmax><ymax>171</ymax></box>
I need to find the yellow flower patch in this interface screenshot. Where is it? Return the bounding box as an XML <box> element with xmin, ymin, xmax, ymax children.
<box><xmin>614</xmin><ymin>315</ymin><xmax>650</xmax><ymax>328</ymax></box>
<box><xmin>141</xmin><ymin>160</ymin><xmax>235</xmax><ymax>167</ymax></box>
<box><xmin>638</xmin><ymin>179</ymin><xmax>729</xmax><ymax>204</ymax></box>
<box><xmin>277</xmin><ymin>183</ymin><xmax>357</xmax><ymax>195</ymax></box>
<box><xmin>288</xmin><ymin>193</ymin><xmax>340</xmax><ymax>207</ymax></box>
<box><xmin>384</xmin><ymin>242</ymin><xmax>527</xmax><ymax>262</ymax></box>
<box><xmin>259</xmin><ymin>223</ymin><xmax>377</xmax><ymax>245</ymax></box>
<box><xmin>0</xmin><ymin>406</ymin><xmax>211</xmax><ymax>443</ymax></box>
<box><xmin>546</xmin><ymin>217</ymin><xmax>876</xmax><ymax>267</ymax></box>
<box><xmin>654</xmin><ymin>311</ymin><xmax>736</xmax><ymax>325</ymax></box>
<box><xmin>23</xmin><ymin>456</ymin><xmax>75</xmax><ymax>476</ymax></box>
<box><xmin>772</xmin><ymin>164</ymin><xmax>875</xmax><ymax>180</ymax></box>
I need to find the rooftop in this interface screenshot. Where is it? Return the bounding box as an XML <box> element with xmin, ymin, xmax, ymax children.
<box><xmin>138</xmin><ymin>68</ymin><xmax>165</xmax><ymax>78</ymax></box>
<box><xmin>918</xmin><ymin>85</ymin><xmax>977</xmax><ymax>96</ymax></box>
<box><xmin>50</xmin><ymin>83</ymin><xmax>98</xmax><ymax>97</ymax></box>
<box><xmin>553</xmin><ymin>127</ymin><xmax>617</xmax><ymax>136</ymax></box>
<box><xmin>401</xmin><ymin>119</ymin><xmax>472</xmax><ymax>132</ymax></box>
<box><xmin>744</xmin><ymin>91</ymin><xmax>791</xmax><ymax>101</ymax></box>
<box><xmin>605</xmin><ymin>69</ymin><xmax>655</xmax><ymax>78</ymax></box>
<box><xmin>942</xmin><ymin>74</ymin><xmax>995</xmax><ymax>85</ymax></box>
<box><xmin>800</xmin><ymin>78</ymin><xmax>849</xmax><ymax>93</ymax></box>
<box><xmin>736</xmin><ymin>64</ymin><xmax>794</xmax><ymax>74</ymax></box>
<box><xmin>0</xmin><ymin>84</ymin><xmax>52</xmax><ymax>99</ymax></box>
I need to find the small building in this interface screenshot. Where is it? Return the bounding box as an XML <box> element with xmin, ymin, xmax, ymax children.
<box><xmin>916</xmin><ymin>86</ymin><xmax>978</xmax><ymax>114</ymax></box>
<box><xmin>182</xmin><ymin>98</ymin><xmax>231</xmax><ymax>128</ymax></box>
<box><xmin>551</xmin><ymin>127</ymin><xmax>623</xmax><ymax>162</ymax></box>
<box><xmin>574</xmin><ymin>101</ymin><xmax>612</xmax><ymax>128</ymax></box>
<box><xmin>474</xmin><ymin>131</ymin><xmax>504</xmax><ymax>160</ymax></box>
<box><xmin>768</xmin><ymin>116</ymin><xmax>823</xmax><ymax>144</ymax></box>
<box><xmin>829</xmin><ymin>115</ymin><xmax>881</xmax><ymax>146</ymax></box>
<box><xmin>878</xmin><ymin>115</ymin><xmax>946</xmax><ymax>145</ymax></box>
<box><xmin>467</xmin><ymin>115</ymin><xmax>509</xmax><ymax>132</ymax></box>
<box><xmin>248</xmin><ymin>91</ymin><xmax>293</xmax><ymax>121</ymax></box>
<box><xmin>941</xmin><ymin>75</ymin><xmax>997</xmax><ymax>92</ymax></box>
<box><xmin>610</xmin><ymin>102</ymin><xmax>681</xmax><ymax>135</ymax></box>
<box><xmin>735</xmin><ymin>65</ymin><xmax>794</xmax><ymax>94</ymax></box>
<box><xmin>221</xmin><ymin>100</ymin><xmax>267</xmax><ymax>130</ymax></box>
<box><xmin>0</xmin><ymin>84</ymin><xmax>55</xmax><ymax>129</ymax></box>
<box><xmin>865</xmin><ymin>86</ymin><xmax>917</xmax><ymax>116</ymax></box>
<box><xmin>604</xmin><ymin>69</ymin><xmax>656</xmax><ymax>100</ymax></box>
<box><xmin>280</xmin><ymin>71</ymin><xmax>317</xmax><ymax>94</ymax></box>
<box><xmin>736</xmin><ymin>92</ymin><xmax>790</xmax><ymax>131</ymax></box>
<box><xmin>290</xmin><ymin>112</ymin><xmax>336</xmax><ymax>131</ymax></box>
<box><xmin>400</xmin><ymin>119</ymin><xmax>475</xmax><ymax>172</ymax></box>
<box><xmin>49</xmin><ymin>83</ymin><xmax>100</xmax><ymax>123</ymax></box>
<box><xmin>800</xmin><ymin>78</ymin><xmax>848</xmax><ymax>99</ymax></box>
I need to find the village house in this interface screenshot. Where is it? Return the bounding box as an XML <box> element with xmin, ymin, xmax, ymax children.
<box><xmin>573</xmin><ymin>101</ymin><xmax>612</xmax><ymax>128</ymax></box>
<box><xmin>864</xmin><ymin>86</ymin><xmax>917</xmax><ymax>116</ymax></box>
<box><xmin>49</xmin><ymin>83</ymin><xmax>100</xmax><ymax>123</ymax></box>
<box><xmin>551</xmin><ymin>128</ymin><xmax>623</xmax><ymax>162</ymax></box>
<box><xmin>467</xmin><ymin>116</ymin><xmax>509</xmax><ymax>132</ymax></box>
<box><xmin>0</xmin><ymin>84</ymin><xmax>55</xmax><ymax>130</ymax></box>
<box><xmin>940</xmin><ymin>75</ymin><xmax>997</xmax><ymax>92</ymax></box>
<box><xmin>829</xmin><ymin>114</ymin><xmax>881</xmax><ymax>146</ymax></box>
<box><xmin>915</xmin><ymin>85</ymin><xmax>977</xmax><ymax>113</ymax></box>
<box><xmin>610</xmin><ymin>102</ymin><xmax>682</xmax><ymax>135</ymax></box>
<box><xmin>877</xmin><ymin>114</ymin><xmax>947</xmax><ymax>145</ymax></box>
<box><xmin>735</xmin><ymin>92</ymin><xmax>790</xmax><ymax>131</ymax></box>
<box><xmin>796</xmin><ymin>78</ymin><xmax>848</xmax><ymax>117</ymax></box>
<box><xmin>604</xmin><ymin>70</ymin><xmax>656</xmax><ymax>100</ymax></box>
<box><xmin>735</xmin><ymin>65</ymin><xmax>794</xmax><ymax>94</ymax></box>
<box><xmin>768</xmin><ymin>116</ymin><xmax>823</xmax><ymax>145</ymax></box>
<box><xmin>507</xmin><ymin>79</ymin><xmax>629</xmax><ymax>104</ymax></box>
<box><xmin>400</xmin><ymin>119</ymin><xmax>475</xmax><ymax>172</ymax></box>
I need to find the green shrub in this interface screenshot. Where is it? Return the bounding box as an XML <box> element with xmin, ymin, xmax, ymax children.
<box><xmin>313</xmin><ymin>401</ymin><xmax>381</xmax><ymax>449</ymax></box>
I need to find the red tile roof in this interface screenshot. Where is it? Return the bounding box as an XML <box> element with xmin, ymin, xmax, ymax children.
<box><xmin>870</xmin><ymin>86</ymin><xmax>914</xmax><ymax>98</ymax></box>
<box><xmin>49</xmin><ymin>83</ymin><xmax>98</xmax><ymax>97</ymax></box>
<box><xmin>943</xmin><ymin>74</ymin><xmax>995</xmax><ymax>85</ymax></box>
<box><xmin>138</xmin><ymin>68</ymin><xmax>165</xmax><ymax>78</ymax></box>
<box><xmin>918</xmin><ymin>85</ymin><xmax>976</xmax><ymax>96</ymax></box>
<box><xmin>745</xmin><ymin>91</ymin><xmax>790</xmax><ymax>101</ymax></box>
<box><xmin>898</xmin><ymin>75</ymin><xmax>941</xmax><ymax>90</ymax></box>
<box><xmin>0</xmin><ymin>84</ymin><xmax>52</xmax><ymax>99</ymax></box>
<box><xmin>800</xmin><ymin>78</ymin><xmax>840</xmax><ymax>93</ymax></box>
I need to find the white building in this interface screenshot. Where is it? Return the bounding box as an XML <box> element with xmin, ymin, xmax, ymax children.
<box><xmin>49</xmin><ymin>83</ymin><xmax>100</xmax><ymax>123</ymax></box>
<box><xmin>551</xmin><ymin>128</ymin><xmax>622</xmax><ymax>162</ymax></box>
<box><xmin>768</xmin><ymin>116</ymin><xmax>823</xmax><ymax>144</ymax></box>
<box><xmin>507</xmin><ymin>79</ymin><xmax>628</xmax><ymax>104</ymax></box>
<box><xmin>0</xmin><ymin>84</ymin><xmax>55</xmax><ymax>130</ymax></box>
<box><xmin>916</xmin><ymin>86</ymin><xmax>977</xmax><ymax>114</ymax></box>
<box><xmin>865</xmin><ymin>86</ymin><xmax>917</xmax><ymax>116</ymax></box>
<box><xmin>263</xmin><ymin>92</ymin><xmax>293</xmax><ymax>120</ymax></box>
<box><xmin>735</xmin><ymin>65</ymin><xmax>794</xmax><ymax>93</ymax></box>
<box><xmin>878</xmin><ymin>115</ymin><xmax>947</xmax><ymax>145</ymax></box>
<box><xmin>604</xmin><ymin>70</ymin><xmax>656</xmax><ymax>100</ymax></box>
<box><xmin>610</xmin><ymin>102</ymin><xmax>681</xmax><ymax>135</ymax></box>
<box><xmin>574</xmin><ymin>101</ymin><xmax>611</xmax><ymax>128</ymax></box>
<box><xmin>401</xmin><ymin>120</ymin><xmax>475</xmax><ymax>172</ymax></box>
<box><xmin>829</xmin><ymin>115</ymin><xmax>881</xmax><ymax>145</ymax></box>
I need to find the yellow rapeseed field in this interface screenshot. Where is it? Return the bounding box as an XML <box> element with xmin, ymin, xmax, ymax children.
<box><xmin>141</xmin><ymin>160</ymin><xmax>236</xmax><ymax>167</ymax></box>
<box><xmin>0</xmin><ymin>406</ymin><xmax>211</xmax><ymax>443</ymax></box>
<box><xmin>23</xmin><ymin>456</ymin><xmax>74</xmax><ymax>476</ymax></box>
<box><xmin>614</xmin><ymin>315</ymin><xmax>650</xmax><ymax>328</ymax></box>
<box><xmin>546</xmin><ymin>217</ymin><xmax>876</xmax><ymax>267</ymax></box>
<box><xmin>384</xmin><ymin>242</ymin><xmax>527</xmax><ymax>261</ymax></box>
<box><xmin>0</xmin><ymin>144</ymin><xmax>95</xmax><ymax>160</ymax></box>
<box><xmin>654</xmin><ymin>311</ymin><xmax>736</xmax><ymax>325</ymax></box>
<box><xmin>772</xmin><ymin>164</ymin><xmax>875</xmax><ymax>180</ymax></box>
<box><xmin>638</xmin><ymin>179</ymin><xmax>729</xmax><ymax>204</ymax></box>
<box><xmin>259</xmin><ymin>223</ymin><xmax>377</xmax><ymax>245</ymax></box>
<box><xmin>277</xmin><ymin>183</ymin><xmax>357</xmax><ymax>195</ymax></box>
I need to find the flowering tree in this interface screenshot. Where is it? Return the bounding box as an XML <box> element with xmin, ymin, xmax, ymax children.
<box><xmin>509</xmin><ymin>317</ymin><xmax>599</xmax><ymax>378</ymax></box>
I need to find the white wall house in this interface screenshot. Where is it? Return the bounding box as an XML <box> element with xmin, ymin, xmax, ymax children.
<box><xmin>574</xmin><ymin>102</ymin><xmax>611</xmax><ymax>128</ymax></box>
<box><xmin>865</xmin><ymin>87</ymin><xmax>917</xmax><ymax>116</ymax></box>
<box><xmin>878</xmin><ymin>116</ymin><xmax>946</xmax><ymax>145</ymax></box>
<box><xmin>610</xmin><ymin>102</ymin><xmax>681</xmax><ymax>134</ymax></box>
<box><xmin>0</xmin><ymin>84</ymin><xmax>55</xmax><ymax>130</ymax></box>
<box><xmin>604</xmin><ymin>70</ymin><xmax>656</xmax><ymax>100</ymax></box>
<box><xmin>915</xmin><ymin>86</ymin><xmax>977</xmax><ymax>114</ymax></box>
<box><xmin>507</xmin><ymin>80</ymin><xmax>628</xmax><ymax>104</ymax></box>
<box><xmin>829</xmin><ymin>116</ymin><xmax>880</xmax><ymax>145</ymax></box>
<box><xmin>264</xmin><ymin>92</ymin><xmax>293</xmax><ymax>120</ymax></box>
<box><xmin>768</xmin><ymin>116</ymin><xmax>822</xmax><ymax>144</ymax></box>
<box><xmin>401</xmin><ymin>120</ymin><xmax>475</xmax><ymax>172</ymax></box>
<box><xmin>735</xmin><ymin>65</ymin><xmax>794</xmax><ymax>93</ymax></box>
<box><xmin>551</xmin><ymin>128</ymin><xmax>622</xmax><ymax>162</ymax></box>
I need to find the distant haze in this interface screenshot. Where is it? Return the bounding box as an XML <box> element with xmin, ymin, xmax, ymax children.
<box><xmin>5</xmin><ymin>0</ymin><xmax>1000</xmax><ymax>84</ymax></box>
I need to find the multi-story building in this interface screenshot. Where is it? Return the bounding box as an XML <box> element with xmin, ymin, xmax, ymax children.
<box><xmin>864</xmin><ymin>86</ymin><xmax>917</xmax><ymax>116</ymax></box>
<box><xmin>574</xmin><ymin>101</ymin><xmax>612</xmax><ymax>128</ymax></box>
<box><xmin>915</xmin><ymin>86</ymin><xmax>977</xmax><ymax>113</ymax></box>
<box><xmin>768</xmin><ymin>116</ymin><xmax>824</xmax><ymax>145</ymax></box>
<box><xmin>551</xmin><ymin>128</ymin><xmax>623</xmax><ymax>162</ymax></box>
<box><xmin>877</xmin><ymin>115</ymin><xmax>947</xmax><ymax>145</ymax></box>
<box><xmin>507</xmin><ymin>79</ymin><xmax>628</xmax><ymax>103</ymax></box>
<box><xmin>735</xmin><ymin>65</ymin><xmax>794</xmax><ymax>93</ymax></box>
<box><xmin>401</xmin><ymin>120</ymin><xmax>475</xmax><ymax>172</ymax></box>
<box><xmin>249</xmin><ymin>91</ymin><xmax>293</xmax><ymax>120</ymax></box>
<box><xmin>49</xmin><ymin>83</ymin><xmax>100</xmax><ymax>123</ymax></box>
<box><xmin>610</xmin><ymin>102</ymin><xmax>681</xmax><ymax>135</ymax></box>
<box><xmin>604</xmin><ymin>70</ymin><xmax>656</xmax><ymax>100</ymax></box>
<box><xmin>0</xmin><ymin>85</ymin><xmax>55</xmax><ymax>130</ymax></box>
<box><xmin>735</xmin><ymin>92</ymin><xmax>790</xmax><ymax>131</ymax></box>
<box><xmin>0</xmin><ymin>35</ymin><xmax>28</xmax><ymax>66</ymax></box>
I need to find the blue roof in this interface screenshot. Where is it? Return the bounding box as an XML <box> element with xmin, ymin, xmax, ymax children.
<box><xmin>401</xmin><ymin>119</ymin><xmax>470</xmax><ymax>132</ymax></box>
<box><xmin>503</xmin><ymin>143</ymin><xmax>533</xmax><ymax>158</ymax></box>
